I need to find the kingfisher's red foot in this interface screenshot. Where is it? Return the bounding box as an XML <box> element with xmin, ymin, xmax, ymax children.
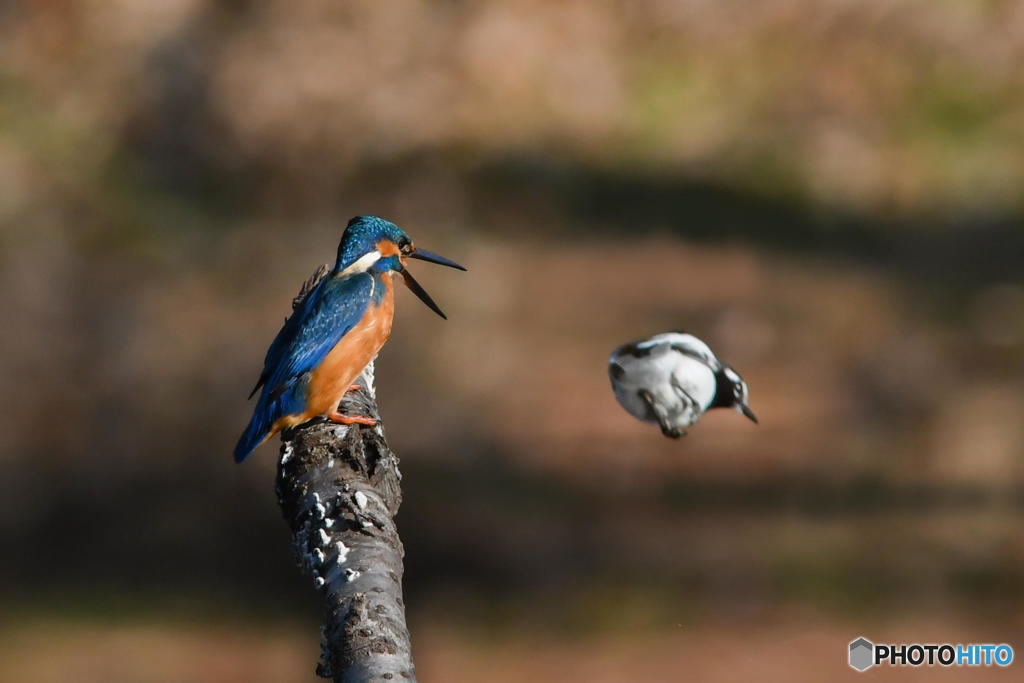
<box><xmin>346</xmin><ymin>384</ymin><xmax>362</xmax><ymax>392</ymax></box>
<box><xmin>327</xmin><ymin>410</ymin><xmax>377</xmax><ymax>426</ymax></box>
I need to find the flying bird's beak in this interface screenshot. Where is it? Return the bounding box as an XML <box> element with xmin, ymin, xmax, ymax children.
<box><xmin>408</xmin><ymin>247</ymin><xmax>467</xmax><ymax>271</ymax></box>
<box><xmin>740</xmin><ymin>404</ymin><xmax>759</xmax><ymax>424</ymax></box>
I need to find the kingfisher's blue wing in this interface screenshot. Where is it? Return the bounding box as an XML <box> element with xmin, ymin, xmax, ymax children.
<box><xmin>235</xmin><ymin>272</ymin><xmax>374</xmax><ymax>462</ymax></box>
<box><xmin>249</xmin><ymin>267</ymin><xmax>331</xmax><ymax>398</ymax></box>
<box><xmin>260</xmin><ymin>272</ymin><xmax>374</xmax><ymax>401</ymax></box>
<box><xmin>248</xmin><ymin>302</ymin><xmax>308</xmax><ymax>399</ymax></box>
<box><xmin>246</xmin><ymin>277</ymin><xmax>323</xmax><ymax>399</ymax></box>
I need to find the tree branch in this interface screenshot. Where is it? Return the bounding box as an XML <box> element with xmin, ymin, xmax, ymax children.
<box><xmin>274</xmin><ymin>267</ymin><xmax>415</xmax><ymax>682</ymax></box>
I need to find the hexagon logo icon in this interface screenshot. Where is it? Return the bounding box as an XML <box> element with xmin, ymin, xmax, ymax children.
<box><xmin>849</xmin><ymin>637</ymin><xmax>875</xmax><ymax>672</ymax></box>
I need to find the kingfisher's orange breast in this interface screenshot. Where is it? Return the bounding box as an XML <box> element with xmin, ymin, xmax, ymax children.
<box><xmin>304</xmin><ymin>274</ymin><xmax>395</xmax><ymax>418</ymax></box>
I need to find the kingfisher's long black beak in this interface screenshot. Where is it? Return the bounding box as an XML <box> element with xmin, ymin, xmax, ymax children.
<box><xmin>740</xmin><ymin>404</ymin><xmax>759</xmax><ymax>424</ymax></box>
<box><xmin>402</xmin><ymin>247</ymin><xmax>465</xmax><ymax>319</ymax></box>
<box><xmin>409</xmin><ymin>248</ymin><xmax>467</xmax><ymax>271</ymax></box>
<box><xmin>401</xmin><ymin>269</ymin><xmax>449</xmax><ymax>320</ymax></box>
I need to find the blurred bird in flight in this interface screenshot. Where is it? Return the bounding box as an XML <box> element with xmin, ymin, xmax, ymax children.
<box><xmin>609</xmin><ymin>332</ymin><xmax>757</xmax><ymax>438</ymax></box>
<box><xmin>234</xmin><ymin>216</ymin><xmax>465</xmax><ymax>462</ymax></box>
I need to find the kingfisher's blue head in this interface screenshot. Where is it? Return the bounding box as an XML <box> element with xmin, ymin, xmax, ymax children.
<box><xmin>334</xmin><ymin>216</ymin><xmax>466</xmax><ymax>319</ymax></box>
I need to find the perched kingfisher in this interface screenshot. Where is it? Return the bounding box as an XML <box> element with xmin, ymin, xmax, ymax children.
<box><xmin>609</xmin><ymin>332</ymin><xmax>757</xmax><ymax>438</ymax></box>
<box><xmin>234</xmin><ymin>216</ymin><xmax>465</xmax><ymax>462</ymax></box>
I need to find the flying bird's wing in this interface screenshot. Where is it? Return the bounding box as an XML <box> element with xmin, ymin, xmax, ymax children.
<box><xmin>668</xmin><ymin>340</ymin><xmax>720</xmax><ymax>371</ymax></box>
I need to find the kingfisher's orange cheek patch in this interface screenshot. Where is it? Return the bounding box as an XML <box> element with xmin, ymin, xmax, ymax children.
<box><xmin>376</xmin><ymin>240</ymin><xmax>401</xmax><ymax>258</ymax></box>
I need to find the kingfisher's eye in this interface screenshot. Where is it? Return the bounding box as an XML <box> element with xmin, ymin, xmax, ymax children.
<box><xmin>398</xmin><ymin>237</ymin><xmax>413</xmax><ymax>254</ymax></box>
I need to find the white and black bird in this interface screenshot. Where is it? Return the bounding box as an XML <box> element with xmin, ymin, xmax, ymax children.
<box><xmin>608</xmin><ymin>332</ymin><xmax>758</xmax><ymax>438</ymax></box>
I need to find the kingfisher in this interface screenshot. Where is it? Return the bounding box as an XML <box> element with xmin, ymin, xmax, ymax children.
<box><xmin>609</xmin><ymin>332</ymin><xmax>757</xmax><ymax>438</ymax></box>
<box><xmin>234</xmin><ymin>216</ymin><xmax>465</xmax><ymax>462</ymax></box>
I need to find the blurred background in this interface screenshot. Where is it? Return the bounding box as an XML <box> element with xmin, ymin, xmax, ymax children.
<box><xmin>2</xmin><ymin>1</ymin><xmax>1024</xmax><ymax>681</ymax></box>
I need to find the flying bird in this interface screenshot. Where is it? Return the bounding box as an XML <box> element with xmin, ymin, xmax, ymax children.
<box><xmin>234</xmin><ymin>216</ymin><xmax>465</xmax><ymax>462</ymax></box>
<box><xmin>609</xmin><ymin>332</ymin><xmax>757</xmax><ymax>438</ymax></box>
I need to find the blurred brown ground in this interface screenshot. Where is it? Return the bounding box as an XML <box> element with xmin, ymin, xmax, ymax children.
<box><xmin>1</xmin><ymin>1</ymin><xmax>1023</xmax><ymax>681</ymax></box>
<box><xmin>5</xmin><ymin>614</ymin><xmax>1024</xmax><ymax>683</ymax></box>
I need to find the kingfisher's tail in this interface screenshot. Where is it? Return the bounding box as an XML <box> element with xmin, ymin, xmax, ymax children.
<box><xmin>235</xmin><ymin>392</ymin><xmax>290</xmax><ymax>462</ymax></box>
<box><xmin>234</xmin><ymin>409</ymin><xmax>274</xmax><ymax>463</ymax></box>
<box><xmin>235</xmin><ymin>379</ymin><xmax>307</xmax><ymax>463</ymax></box>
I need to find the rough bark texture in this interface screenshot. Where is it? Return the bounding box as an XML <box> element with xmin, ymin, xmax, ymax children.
<box><xmin>274</xmin><ymin>267</ymin><xmax>415</xmax><ymax>682</ymax></box>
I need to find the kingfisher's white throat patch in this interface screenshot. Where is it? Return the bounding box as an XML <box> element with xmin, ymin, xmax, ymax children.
<box><xmin>340</xmin><ymin>250</ymin><xmax>382</xmax><ymax>276</ymax></box>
